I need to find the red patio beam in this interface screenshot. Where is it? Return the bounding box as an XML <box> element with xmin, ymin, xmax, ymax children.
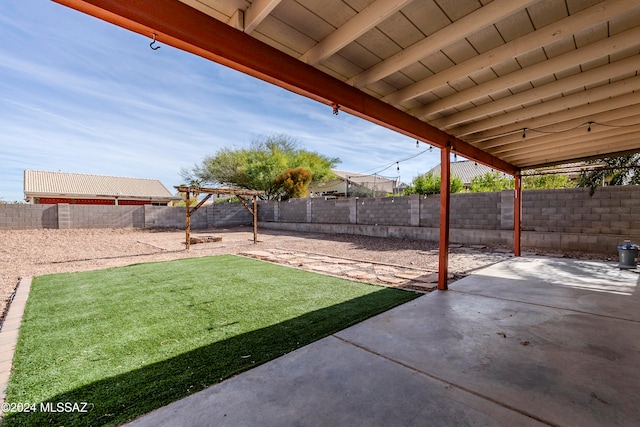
<box><xmin>53</xmin><ymin>0</ymin><xmax>518</xmax><ymax>176</ymax></box>
<box><xmin>438</xmin><ymin>146</ymin><xmax>451</xmax><ymax>291</ymax></box>
<box><xmin>514</xmin><ymin>174</ymin><xmax>522</xmax><ymax>257</ymax></box>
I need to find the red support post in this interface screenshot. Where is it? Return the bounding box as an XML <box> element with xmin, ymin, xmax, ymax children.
<box><xmin>514</xmin><ymin>174</ymin><xmax>522</xmax><ymax>257</ymax></box>
<box><xmin>438</xmin><ymin>146</ymin><xmax>451</xmax><ymax>291</ymax></box>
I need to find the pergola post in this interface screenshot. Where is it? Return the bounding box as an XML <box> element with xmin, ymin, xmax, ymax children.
<box><xmin>176</xmin><ymin>186</ymin><xmax>263</xmax><ymax>250</ymax></box>
<box><xmin>253</xmin><ymin>195</ymin><xmax>258</xmax><ymax>244</ymax></box>
<box><xmin>438</xmin><ymin>145</ymin><xmax>451</xmax><ymax>291</ymax></box>
<box><xmin>185</xmin><ymin>189</ymin><xmax>191</xmax><ymax>250</ymax></box>
<box><xmin>514</xmin><ymin>174</ymin><xmax>522</xmax><ymax>257</ymax></box>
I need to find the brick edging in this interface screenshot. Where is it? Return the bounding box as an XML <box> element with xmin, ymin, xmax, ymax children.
<box><xmin>0</xmin><ymin>277</ymin><xmax>32</xmax><ymax>404</ymax></box>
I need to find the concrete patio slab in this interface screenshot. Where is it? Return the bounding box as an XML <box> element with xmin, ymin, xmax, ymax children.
<box><xmin>125</xmin><ymin>257</ymin><xmax>640</xmax><ymax>426</ymax></box>
<box><xmin>127</xmin><ymin>335</ymin><xmax>546</xmax><ymax>427</ymax></box>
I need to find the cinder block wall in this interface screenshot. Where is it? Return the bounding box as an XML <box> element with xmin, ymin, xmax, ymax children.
<box><xmin>69</xmin><ymin>205</ymin><xmax>145</xmax><ymax>228</ymax></box>
<box><xmin>522</xmin><ymin>187</ymin><xmax>640</xmax><ymax>234</ymax></box>
<box><xmin>311</xmin><ymin>199</ymin><xmax>354</xmax><ymax>224</ymax></box>
<box><xmin>144</xmin><ymin>205</ymin><xmax>206</xmax><ymax>229</ymax></box>
<box><xmin>419</xmin><ymin>193</ymin><xmax>502</xmax><ymax>230</ymax></box>
<box><xmin>2</xmin><ymin>186</ymin><xmax>640</xmax><ymax>254</ymax></box>
<box><xmin>277</xmin><ymin>199</ymin><xmax>308</xmax><ymax>223</ymax></box>
<box><xmin>357</xmin><ymin>196</ymin><xmax>412</xmax><ymax>225</ymax></box>
<box><xmin>257</xmin><ymin>186</ymin><xmax>640</xmax><ymax>254</ymax></box>
<box><xmin>210</xmin><ymin>203</ymin><xmax>252</xmax><ymax>227</ymax></box>
<box><xmin>0</xmin><ymin>204</ymin><xmax>57</xmax><ymax>229</ymax></box>
<box><xmin>0</xmin><ymin>203</ymin><xmax>251</xmax><ymax>230</ymax></box>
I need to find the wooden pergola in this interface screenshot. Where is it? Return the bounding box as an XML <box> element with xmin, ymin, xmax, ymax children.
<box><xmin>175</xmin><ymin>186</ymin><xmax>264</xmax><ymax>250</ymax></box>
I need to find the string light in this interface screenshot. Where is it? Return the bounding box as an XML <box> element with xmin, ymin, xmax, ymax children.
<box><xmin>357</xmin><ymin>147</ymin><xmax>430</xmax><ymax>176</ymax></box>
<box><xmin>464</xmin><ymin>120</ymin><xmax>640</xmax><ymax>141</ymax></box>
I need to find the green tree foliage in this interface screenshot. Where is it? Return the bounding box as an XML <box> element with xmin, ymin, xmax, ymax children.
<box><xmin>469</xmin><ymin>171</ymin><xmax>513</xmax><ymax>192</ymax></box>
<box><xmin>403</xmin><ymin>173</ymin><xmax>463</xmax><ymax>195</ymax></box>
<box><xmin>577</xmin><ymin>154</ymin><xmax>640</xmax><ymax>194</ymax></box>
<box><xmin>181</xmin><ymin>134</ymin><xmax>339</xmax><ymax>200</ymax></box>
<box><xmin>469</xmin><ymin>170</ymin><xmax>571</xmax><ymax>192</ymax></box>
<box><xmin>272</xmin><ymin>167</ymin><xmax>313</xmax><ymax>199</ymax></box>
<box><xmin>522</xmin><ymin>173</ymin><xmax>570</xmax><ymax>190</ymax></box>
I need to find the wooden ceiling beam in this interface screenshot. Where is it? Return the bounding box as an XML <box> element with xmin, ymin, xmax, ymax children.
<box><xmin>430</xmin><ymin>55</ymin><xmax>640</xmax><ymax>129</ymax></box>
<box><xmin>453</xmin><ymin>75</ymin><xmax>640</xmax><ymax>137</ymax></box>
<box><xmin>456</xmin><ymin>85</ymin><xmax>640</xmax><ymax>145</ymax></box>
<box><xmin>244</xmin><ymin>0</ymin><xmax>282</xmax><ymax>34</ymax></box>
<box><xmin>474</xmin><ymin>103</ymin><xmax>640</xmax><ymax>150</ymax></box>
<box><xmin>414</xmin><ymin>26</ymin><xmax>640</xmax><ymax>119</ymax></box>
<box><xmin>522</xmin><ymin>147</ymin><xmax>640</xmax><ymax>169</ymax></box>
<box><xmin>489</xmin><ymin>118</ymin><xmax>640</xmax><ymax>158</ymax></box>
<box><xmin>299</xmin><ymin>0</ymin><xmax>415</xmax><ymax>66</ymax></box>
<box><xmin>52</xmin><ymin>0</ymin><xmax>518</xmax><ymax>175</ymax></box>
<box><xmin>382</xmin><ymin>0</ymin><xmax>638</xmax><ymax>106</ymax></box>
<box><xmin>500</xmin><ymin>130</ymin><xmax>640</xmax><ymax>164</ymax></box>
<box><xmin>346</xmin><ymin>0</ymin><xmax>536</xmax><ymax>88</ymax></box>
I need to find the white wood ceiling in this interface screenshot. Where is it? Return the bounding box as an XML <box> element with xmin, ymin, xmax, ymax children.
<box><xmin>180</xmin><ymin>0</ymin><xmax>640</xmax><ymax>169</ymax></box>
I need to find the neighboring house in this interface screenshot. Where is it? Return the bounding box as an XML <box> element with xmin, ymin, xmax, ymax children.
<box><xmin>427</xmin><ymin>160</ymin><xmax>509</xmax><ymax>189</ymax></box>
<box><xmin>309</xmin><ymin>170</ymin><xmax>401</xmax><ymax>198</ymax></box>
<box><xmin>24</xmin><ymin>170</ymin><xmax>180</xmax><ymax>205</ymax></box>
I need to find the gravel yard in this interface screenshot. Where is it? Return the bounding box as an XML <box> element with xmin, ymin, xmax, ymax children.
<box><xmin>0</xmin><ymin>226</ymin><xmax>613</xmax><ymax>320</ymax></box>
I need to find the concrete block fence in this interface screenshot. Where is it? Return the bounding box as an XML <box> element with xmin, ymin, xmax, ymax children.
<box><xmin>256</xmin><ymin>186</ymin><xmax>640</xmax><ymax>254</ymax></box>
<box><xmin>1</xmin><ymin>186</ymin><xmax>639</xmax><ymax>254</ymax></box>
<box><xmin>0</xmin><ymin>203</ymin><xmax>251</xmax><ymax>230</ymax></box>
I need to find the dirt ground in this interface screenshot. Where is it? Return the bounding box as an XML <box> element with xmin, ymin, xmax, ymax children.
<box><xmin>0</xmin><ymin>226</ymin><xmax>614</xmax><ymax>321</ymax></box>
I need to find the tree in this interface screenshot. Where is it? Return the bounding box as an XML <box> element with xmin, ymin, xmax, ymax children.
<box><xmin>272</xmin><ymin>167</ymin><xmax>313</xmax><ymax>199</ymax></box>
<box><xmin>181</xmin><ymin>134</ymin><xmax>339</xmax><ymax>200</ymax></box>
<box><xmin>469</xmin><ymin>171</ymin><xmax>512</xmax><ymax>193</ymax></box>
<box><xmin>577</xmin><ymin>154</ymin><xmax>640</xmax><ymax>194</ymax></box>
<box><xmin>522</xmin><ymin>173</ymin><xmax>570</xmax><ymax>190</ymax></box>
<box><xmin>403</xmin><ymin>173</ymin><xmax>463</xmax><ymax>195</ymax></box>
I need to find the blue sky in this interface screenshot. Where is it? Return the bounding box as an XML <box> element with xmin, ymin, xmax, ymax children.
<box><xmin>0</xmin><ymin>0</ymin><xmax>443</xmax><ymax>203</ymax></box>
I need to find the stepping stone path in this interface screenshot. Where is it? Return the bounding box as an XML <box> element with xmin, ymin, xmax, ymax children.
<box><xmin>240</xmin><ymin>249</ymin><xmax>457</xmax><ymax>292</ymax></box>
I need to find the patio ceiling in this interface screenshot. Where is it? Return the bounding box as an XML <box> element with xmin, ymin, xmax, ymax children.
<box><xmin>54</xmin><ymin>0</ymin><xmax>640</xmax><ymax>173</ymax></box>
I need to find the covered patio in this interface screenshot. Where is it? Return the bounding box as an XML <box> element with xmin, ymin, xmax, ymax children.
<box><xmin>44</xmin><ymin>1</ymin><xmax>640</xmax><ymax>425</ymax></box>
<box><xmin>125</xmin><ymin>256</ymin><xmax>640</xmax><ymax>426</ymax></box>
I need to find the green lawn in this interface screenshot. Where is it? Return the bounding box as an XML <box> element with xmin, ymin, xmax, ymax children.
<box><xmin>3</xmin><ymin>255</ymin><xmax>418</xmax><ymax>426</ymax></box>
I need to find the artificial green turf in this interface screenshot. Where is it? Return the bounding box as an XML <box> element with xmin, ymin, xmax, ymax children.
<box><xmin>3</xmin><ymin>255</ymin><xmax>418</xmax><ymax>426</ymax></box>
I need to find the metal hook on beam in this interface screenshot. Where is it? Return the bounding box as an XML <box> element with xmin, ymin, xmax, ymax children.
<box><xmin>150</xmin><ymin>33</ymin><xmax>161</xmax><ymax>50</ymax></box>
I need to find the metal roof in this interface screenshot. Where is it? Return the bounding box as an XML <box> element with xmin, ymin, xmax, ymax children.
<box><xmin>53</xmin><ymin>0</ymin><xmax>640</xmax><ymax>173</ymax></box>
<box><xmin>428</xmin><ymin>160</ymin><xmax>507</xmax><ymax>185</ymax></box>
<box><xmin>24</xmin><ymin>170</ymin><xmax>177</xmax><ymax>199</ymax></box>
